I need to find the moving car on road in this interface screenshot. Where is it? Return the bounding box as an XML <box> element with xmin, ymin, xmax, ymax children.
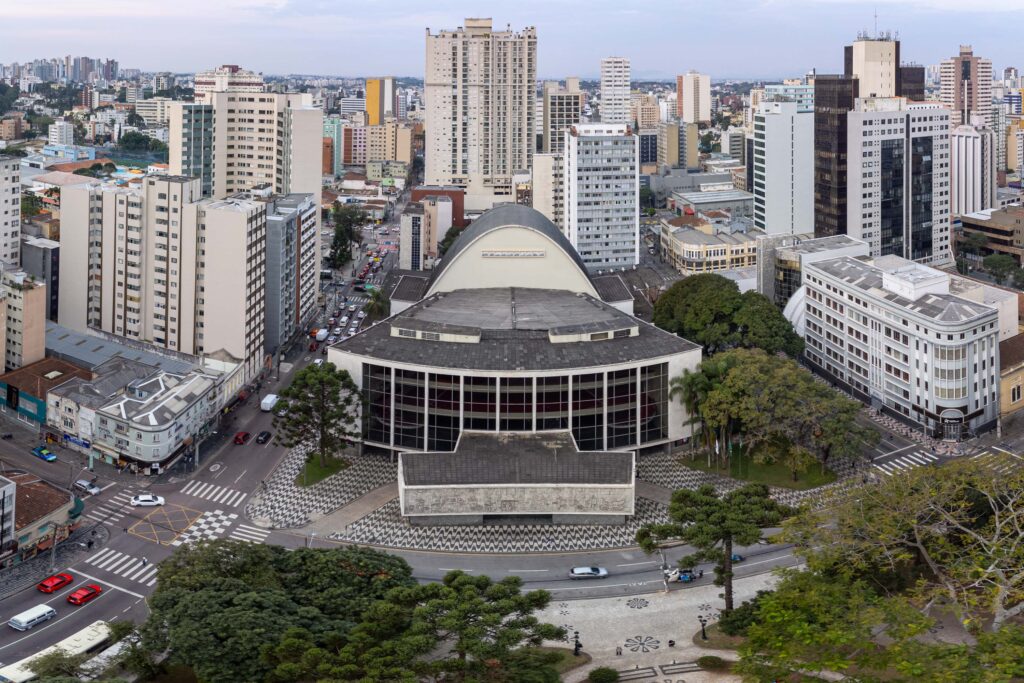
<box><xmin>37</xmin><ymin>573</ymin><xmax>73</xmax><ymax>593</ymax></box>
<box><xmin>66</xmin><ymin>584</ymin><xmax>103</xmax><ymax>606</ymax></box>
<box><xmin>73</xmin><ymin>479</ymin><xmax>101</xmax><ymax>496</ymax></box>
<box><xmin>233</xmin><ymin>431</ymin><xmax>251</xmax><ymax>445</ymax></box>
<box><xmin>568</xmin><ymin>566</ymin><xmax>609</xmax><ymax>580</ymax></box>
<box><xmin>130</xmin><ymin>494</ymin><xmax>165</xmax><ymax>507</ymax></box>
<box><xmin>256</xmin><ymin>430</ymin><xmax>273</xmax><ymax>444</ymax></box>
<box><xmin>31</xmin><ymin>446</ymin><xmax>57</xmax><ymax>462</ymax></box>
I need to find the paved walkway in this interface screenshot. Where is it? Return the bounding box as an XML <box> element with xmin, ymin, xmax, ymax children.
<box><xmin>297</xmin><ymin>482</ymin><xmax>397</xmax><ymax>536</ymax></box>
<box><xmin>0</xmin><ymin>524</ymin><xmax>110</xmax><ymax>601</ymax></box>
<box><xmin>544</xmin><ymin>572</ymin><xmax>779</xmax><ymax>682</ymax></box>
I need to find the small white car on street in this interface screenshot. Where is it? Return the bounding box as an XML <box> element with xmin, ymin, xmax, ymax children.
<box><xmin>568</xmin><ymin>566</ymin><xmax>609</xmax><ymax>580</ymax></box>
<box><xmin>130</xmin><ymin>494</ymin><xmax>165</xmax><ymax>507</ymax></box>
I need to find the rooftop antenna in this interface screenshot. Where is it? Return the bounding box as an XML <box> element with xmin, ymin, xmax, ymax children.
<box><xmin>874</xmin><ymin>8</ymin><xmax>877</xmax><ymax>37</ymax></box>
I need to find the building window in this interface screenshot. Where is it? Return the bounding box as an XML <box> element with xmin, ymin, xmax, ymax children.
<box><xmin>499</xmin><ymin>377</ymin><xmax>532</xmax><ymax>431</ymax></box>
<box><xmin>572</xmin><ymin>373</ymin><xmax>604</xmax><ymax>451</ymax></box>
<box><xmin>1013</xmin><ymin>385</ymin><xmax>1022</xmax><ymax>403</ymax></box>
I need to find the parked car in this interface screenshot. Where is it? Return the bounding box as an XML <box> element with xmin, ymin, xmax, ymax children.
<box><xmin>67</xmin><ymin>584</ymin><xmax>103</xmax><ymax>606</ymax></box>
<box><xmin>233</xmin><ymin>431</ymin><xmax>251</xmax><ymax>445</ymax></box>
<box><xmin>130</xmin><ymin>494</ymin><xmax>165</xmax><ymax>507</ymax></box>
<box><xmin>73</xmin><ymin>479</ymin><xmax>101</xmax><ymax>496</ymax></box>
<box><xmin>731</xmin><ymin>554</ymin><xmax>745</xmax><ymax>563</ymax></box>
<box><xmin>37</xmin><ymin>573</ymin><xmax>73</xmax><ymax>593</ymax></box>
<box><xmin>569</xmin><ymin>566</ymin><xmax>609</xmax><ymax>580</ymax></box>
<box><xmin>665</xmin><ymin>568</ymin><xmax>699</xmax><ymax>583</ymax></box>
<box><xmin>256</xmin><ymin>431</ymin><xmax>273</xmax><ymax>444</ymax></box>
<box><xmin>31</xmin><ymin>446</ymin><xmax>57</xmax><ymax>462</ymax></box>
<box><xmin>313</xmin><ymin>359</ymin><xmax>325</xmax><ymax>367</ymax></box>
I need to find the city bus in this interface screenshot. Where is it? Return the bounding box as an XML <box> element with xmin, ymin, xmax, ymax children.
<box><xmin>0</xmin><ymin>621</ymin><xmax>112</xmax><ymax>682</ymax></box>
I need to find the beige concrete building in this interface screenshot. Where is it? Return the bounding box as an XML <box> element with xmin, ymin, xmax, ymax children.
<box><xmin>59</xmin><ymin>177</ymin><xmax>267</xmax><ymax>381</ymax></box>
<box><xmin>657</xmin><ymin>121</ymin><xmax>699</xmax><ymax>169</ymax></box>
<box><xmin>134</xmin><ymin>97</ymin><xmax>174</xmax><ymax>127</ymax></box>
<box><xmin>940</xmin><ymin>46</ymin><xmax>993</xmax><ymax>128</ymax></box>
<box><xmin>542</xmin><ymin>79</ymin><xmax>584</xmax><ymax>154</ymax></box>
<box><xmin>676</xmin><ymin>71</ymin><xmax>711</xmax><ymax>124</ymax></box>
<box><xmin>848</xmin><ymin>35</ymin><xmax>899</xmax><ymax>98</ymax></box>
<box><xmin>425</xmin><ymin>18</ymin><xmax>537</xmax><ymax>211</ymax></box>
<box><xmin>659</xmin><ymin>213</ymin><xmax>762</xmax><ymax>275</ymax></box>
<box><xmin>631</xmin><ymin>94</ymin><xmax>660</xmax><ymax>129</ymax></box>
<box><xmin>2</xmin><ymin>271</ymin><xmax>46</xmax><ymax>371</ymax></box>
<box><xmin>530</xmin><ymin>152</ymin><xmax>563</xmax><ymax>230</ymax></box>
<box><xmin>0</xmin><ymin>155</ymin><xmax>20</xmax><ymax>266</ymax></box>
<box><xmin>367</xmin><ymin>120</ymin><xmax>414</xmax><ymax>164</ymax></box>
<box><xmin>193</xmin><ymin>64</ymin><xmax>265</xmax><ymax>102</ymax></box>
<box><xmin>999</xmin><ymin>334</ymin><xmax>1024</xmax><ymax>419</ymax></box>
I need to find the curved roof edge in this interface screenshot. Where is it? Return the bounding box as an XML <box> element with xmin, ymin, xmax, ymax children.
<box><xmin>427</xmin><ymin>204</ymin><xmax>592</xmax><ymax>294</ymax></box>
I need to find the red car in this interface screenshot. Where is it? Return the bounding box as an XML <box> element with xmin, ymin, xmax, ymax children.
<box><xmin>37</xmin><ymin>573</ymin><xmax>73</xmax><ymax>593</ymax></box>
<box><xmin>67</xmin><ymin>584</ymin><xmax>103</xmax><ymax>605</ymax></box>
<box><xmin>234</xmin><ymin>431</ymin><xmax>251</xmax><ymax>445</ymax></box>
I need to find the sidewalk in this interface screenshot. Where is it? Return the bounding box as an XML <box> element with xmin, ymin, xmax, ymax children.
<box><xmin>0</xmin><ymin>524</ymin><xmax>111</xmax><ymax>601</ymax></box>
<box><xmin>296</xmin><ymin>482</ymin><xmax>397</xmax><ymax>536</ymax></box>
<box><xmin>542</xmin><ymin>573</ymin><xmax>779</xmax><ymax>683</ymax></box>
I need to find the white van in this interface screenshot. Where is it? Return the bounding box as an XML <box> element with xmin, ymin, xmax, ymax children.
<box><xmin>260</xmin><ymin>394</ymin><xmax>279</xmax><ymax>412</ymax></box>
<box><xmin>9</xmin><ymin>604</ymin><xmax>57</xmax><ymax>630</ymax></box>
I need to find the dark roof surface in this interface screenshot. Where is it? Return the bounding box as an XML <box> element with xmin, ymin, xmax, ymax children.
<box><xmin>401</xmin><ymin>431</ymin><xmax>633</xmax><ymax>485</ymax></box>
<box><xmin>1001</xmin><ymin>334</ymin><xmax>1024</xmax><ymax>371</ymax></box>
<box><xmin>427</xmin><ymin>204</ymin><xmax>590</xmax><ymax>290</ymax></box>
<box><xmin>591</xmin><ymin>274</ymin><xmax>632</xmax><ymax>302</ymax></box>
<box><xmin>390</xmin><ymin>274</ymin><xmax>431</xmax><ymax>302</ymax></box>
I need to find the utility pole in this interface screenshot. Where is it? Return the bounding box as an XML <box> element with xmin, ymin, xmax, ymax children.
<box><xmin>49</xmin><ymin>521</ymin><xmax>60</xmax><ymax>572</ymax></box>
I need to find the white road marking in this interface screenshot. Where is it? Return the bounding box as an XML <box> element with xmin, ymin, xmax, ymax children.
<box><xmin>72</xmin><ymin>570</ymin><xmax>146</xmax><ymax>599</ymax></box>
<box><xmin>616</xmin><ymin>561</ymin><xmax>659</xmax><ymax>567</ymax></box>
<box><xmin>508</xmin><ymin>569</ymin><xmax>548</xmax><ymax>573</ymax></box>
<box><xmin>233</xmin><ymin>469</ymin><xmax>248</xmax><ymax>484</ymax></box>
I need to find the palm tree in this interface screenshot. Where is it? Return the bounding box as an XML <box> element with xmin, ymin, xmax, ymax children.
<box><xmin>363</xmin><ymin>288</ymin><xmax>391</xmax><ymax>321</ymax></box>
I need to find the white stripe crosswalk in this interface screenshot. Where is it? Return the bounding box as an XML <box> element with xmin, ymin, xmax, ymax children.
<box><xmin>229</xmin><ymin>523</ymin><xmax>271</xmax><ymax>544</ymax></box>
<box><xmin>83</xmin><ymin>547</ymin><xmax>160</xmax><ymax>586</ymax></box>
<box><xmin>84</xmin><ymin>489</ymin><xmax>139</xmax><ymax>525</ymax></box>
<box><xmin>972</xmin><ymin>450</ymin><xmax>1021</xmax><ymax>475</ymax></box>
<box><xmin>873</xmin><ymin>450</ymin><xmax>940</xmax><ymax>476</ymax></box>
<box><xmin>180</xmin><ymin>480</ymin><xmax>247</xmax><ymax>508</ymax></box>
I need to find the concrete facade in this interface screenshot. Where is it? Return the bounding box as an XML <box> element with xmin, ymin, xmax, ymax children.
<box><xmin>600</xmin><ymin>58</ymin><xmax>630</xmax><ymax>124</ymax></box>
<box><xmin>752</xmin><ymin>101</ymin><xmax>813</xmax><ymax>235</ymax></box>
<box><xmin>20</xmin><ymin>235</ymin><xmax>59</xmax><ymax>322</ymax></box>
<box><xmin>676</xmin><ymin>71</ymin><xmax>711</xmax><ymax>124</ymax></box>
<box><xmin>951</xmin><ymin>118</ymin><xmax>996</xmax><ymax>216</ymax></box>
<box><xmin>2</xmin><ymin>271</ymin><xmax>46</xmax><ymax>371</ymax></box>
<box><xmin>0</xmin><ymin>156</ymin><xmax>20</xmax><ymax>267</ymax></box>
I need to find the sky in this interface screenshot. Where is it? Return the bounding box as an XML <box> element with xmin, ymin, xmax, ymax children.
<box><xmin>2</xmin><ymin>0</ymin><xmax>1024</xmax><ymax>80</ymax></box>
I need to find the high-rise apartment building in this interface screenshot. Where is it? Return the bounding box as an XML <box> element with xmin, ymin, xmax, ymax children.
<box><xmin>366</xmin><ymin>120</ymin><xmax>414</xmax><ymax>164</ymax></box>
<box><xmin>530</xmin><ymin>152</ymin><xmax>564</xmax><ymax>231</ymax></box>
<box><xmin>676</xmin><ymin>71</ymin><xmax>711</xmax><ymax>124</ymax></box>
<box><xmin>424</xmin><ymin>18</ymin><xmax>537</xmax><ymax>211</ymax></box>
<box><xmin>0</xmin><ymin>156</ymin><xmax>20</xmax><ymax>266</ymax></box>
<box><xmin>168</xmin><ymin>92</ymin><xmax>323</xmax><ymax>205</ymax></box>
<box><xmin>60</xmin><ymin>177</ymin><xmax>268</xmax><ymax>380</ymax></box>
<box><xmin>752</xmin><ymin>101</ymin><xmax>813</xmax><ymax>235</ymax></box>
<box><xmin>951</xmin><ymin>117</ymin><xmax>996</xmax><ymax>216</ymax></box>
<box><xmin>845</xmin><ymin>98</ymin><xmax>952</xmax><ymax>263</ymax></box>
<box><xmin>565</xmin><ymin>123</ymin><xmax>639</xmax><ymax>270</ymax></box>
<box><xmin>48</xmin><ymin>120</ymin><xmax>74</xmax><ymax>146</ymax></box>
<box><xmin>631</xmin><ymin>94</ymin><xmax>660</xmax><ymax>129</ymax></box>
<box><xmin>1</xmin><ymin>271</ymin><xmax>46</xmax><ymax>371</ymax></box>
<box><xmin>542</xmin><ymin>79</ymin><xmax>584</xmax><ymax>154</ymax></box>
<box><xmin>764</xmin><ymin>83</ymin><xmax>815</xmax><ymax>112</ymax></box>
<box><xmin>600</xmin><ymin>57</ymin><xmax>631</xmax><ymax>124</ymax></box>
<box><xmin>940</xmin><ymin>46</ymin><xmax>993</xmax><ymax>127</ymax></box>
<box><xmin>365</xmin><ymin>76</ymin><xmax>395</xmax><ymax>125</ymax></box>
<box><xmin>193</xmin><ymin>64</ymin><xmax>264</xmax><ymax>102</ymax></box>
<box><xmin>657</xmin><ymin>121</ymin><xmax>699</xmax><ymax>169</ymax></box>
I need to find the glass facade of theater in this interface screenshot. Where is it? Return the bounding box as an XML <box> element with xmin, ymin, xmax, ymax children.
<box><xmin>363</xmin><ymin>362</ymin><xmax>669</xmax><ymax>452</ymax></box>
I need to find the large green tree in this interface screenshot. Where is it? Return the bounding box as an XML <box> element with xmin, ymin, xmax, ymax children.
<box><xmin>363</xmin><ymin>287</ymin><xmax>391</xmax><ymax>321</ymax></box>
<box><xmin>263</xmin><ymin>571</ymin><xmax>565</xmax><ymax>682</ymax></box>
<box><xmin>329</xmin><ymin>203</ymin><xmax>366</xmax><ymax>269</ymax></box>
<box><xmin>637</xmin><ymin>483</ymin><xmax>789</xmax><ymax>611</ymax></box>
<box><xmin>273</xmin><ymin>362</ymin><xmax>360</xmax><ymax>467</ymax></box>
<box><xmin>983</xmin><ymin>253</ymin><xmax>1017</xmax><ymax>284</ymax></box>
<box><xmin>141</xmin><ymin>541</ymin><xmax>414</xmax><ymax>683</ymax></box>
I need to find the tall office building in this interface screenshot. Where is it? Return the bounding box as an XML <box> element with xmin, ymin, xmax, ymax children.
<box><xmin>752</xmin><ymin>101</ymin><xmax>813</xmax><ymax>235</ymax></box>
<box><xmin>951</xmin><ymin>117</ymin><xmax>997</xmax><ymax>216</ymax></box>
<box><xmin>365</xmin><ymin>76</ymin><xmax>395</xmax><ymax>125</ymax></box>
<box><xmin>424</xmin><ymin>18</ymin><xmax>537</xmax><ymax>211</ymax></box>
<box><xmin>0</xmin><ymin>156</ymin><xmax>21</xmax><ymax>267</ymax></box>
<box><xmin>845</xmin><ymin>98</ymin><xmax>952</xmax><ymax>263</ymax></box>
<box><xmin>48</xmin><ymin>120</ymin><xmax>74</xmax><ymax>146</ymax></box>
<box><xmin>169</xmin><ymin>92</ymin><xmax>323</xmax><ymax>205</ymax></box>
<box><xmin>676</xmin><ymin>71</ymin><xmax>711</xmax><ymax>124</ymax></box>
<box><xmin>764</xmin><ymin>83</ymin><xmax>815</xmax><ymax>112</ymax></box>
<box><xmin>565</xmin><ymin>123</ymin><xmax>639</xmax><ymax>270</ymax></box>
<box><xmin>940</xmin><ymin>46</ymin><xmax>993</xmax><ymax>128</ymax></box>
<box><xmin>193</xmin><ymin>64</ymin><xmax>264</xmax><ymax>102</ymax></box>
<box><xmin>600</xmin><ymin>58</ymin><xmax>631</xmax><ymax>124</ymax></box>
<box><xmin>815</xmin><ymin>34</ymin><xmax>926</xmax><ymax>243</ymax></box>
<box><xmin>542</xmin><ymin>79</ymin><xmax>584</xmax><ymax>154</ymax></box>
<box><xmin>60</xmin><ymin>177</ymin><xmax>268</xmax><ymax>381</ymax></box>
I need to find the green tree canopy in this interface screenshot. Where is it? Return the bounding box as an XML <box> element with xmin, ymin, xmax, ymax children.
<box><xmin>141</xmin><ymin>540</ymin><xmax>414</xmax><ymax>683</ymax></box>
<box><xmin>653</xmin><ymin>275</ymin><xmax>802</xmax><ymax>357</ymax></box>
<box><xmin>983</xmin><ymin>253</ymin><xmax>1017</xmax><ymax>284</ymax></box>
<box><xmin>363</xmin><ymin>287</ymin><xmax>391</xmax><ymax>321</ymax></box>
<box><xmin>273</xmin><ymin>362</ymin><xmax>360</xmax><ymax>467</ymax></box>
<box><xmin>329</xmin><ymin>203</ymin><xmax>366</xmax><ymax>268</ymax></box>
<box><xmin>637</xmin><ymin>483</ymin><xmax>790</xmax><ymax>611</ymax></box>
<box><xmin>961</xmin><ymin>230</ymin><xmax>988</xmax><ymax>256</ymax></box>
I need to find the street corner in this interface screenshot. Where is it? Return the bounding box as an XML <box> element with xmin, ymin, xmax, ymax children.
<box><xmin>129</xmin><ymin>503</ymin><xmax>204</xmax><ymax>545</ymax></box>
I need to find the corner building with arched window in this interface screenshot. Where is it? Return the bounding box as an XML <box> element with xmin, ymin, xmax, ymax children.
<box><xmin>328</xmin><ymin>204</ymin><xmax>701</xmax><ymax>525</ymax></box>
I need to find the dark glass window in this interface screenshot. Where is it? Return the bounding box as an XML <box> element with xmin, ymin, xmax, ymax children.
<box><xmin>607</xmin><ymin>369</ymin><xmax>637</xmax><ymax>448</ymax></box>
<box><xmin>572</xmin><ymin>373</ymin><xmax>604</xmax><ymax>450</ymax></box>
<box><xmin>537</xmin><ymin>376</ymin><xmax>569</xmax><ymax>430</ymax></box>
<box><xmin>363</xmin><ymin>364</ymin><xmax>391</xmax><ymax>445</ymax></box>
<box><xmin>393</xmin><ymin>369</ymin><xmax>425</xmax><ymax>449</ymax></box>
<box><xmin>499</xmin><ymin>377</ymin><xmax>532</xmax><ymax>431</ymax></box>
<box><xmin>464</xmin><ymin>376</ymin><xmax>496</xmax><ymax>431</ymax></box>
<box><xmin>640</xmin><ymin>363</ymin><xmax>668</xmax><ymax>443</ymax></box>
<box><xmin>427</xmin><ymin>373</ymin><xmax>460</xmax><ymax>451</ymax></box>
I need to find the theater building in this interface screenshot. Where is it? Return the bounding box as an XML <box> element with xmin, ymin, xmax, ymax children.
<box><xmin>328</xmin><ymin>204</ymin><xmax>701</xmax><ymax>524</ymax></box>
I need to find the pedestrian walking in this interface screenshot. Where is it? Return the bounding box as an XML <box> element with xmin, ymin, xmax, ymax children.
<box><xmin>141</xmin><ymin>557</ymin><xmax>148</xmax><ymax>567</ymax></box>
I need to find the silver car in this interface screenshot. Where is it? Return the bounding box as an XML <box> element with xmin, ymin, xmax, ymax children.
<box><xmin>569</xmin><ymin>566</ymin><xmax>608</xmax><ymax>580</ymax></box>
<box><xmin>130</xmin><ymin>493</ymin><xmax>165</xmax><ymax>507</ymax></box>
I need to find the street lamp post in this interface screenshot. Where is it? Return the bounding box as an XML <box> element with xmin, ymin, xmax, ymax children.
<box><xmin>698</xmin><ymin>615</ymin><xmax>708</xmax><ymax>641</ymax></box>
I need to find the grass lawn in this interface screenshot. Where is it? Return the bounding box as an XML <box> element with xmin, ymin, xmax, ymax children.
<box><xmin>692</xmin><ymin>622</ymin><xmax>746</xmax><ymax>651</ymax></box>
<box><xmin>529</xmin><ymin>646</ymin><xmax>591</xmax><ymax>674</ymax></box>
<box><xmin>680</xmin><ymin>443</ymin><xmax>837</xmax><ymax>490</ymax></box>
<box><xmin>295</xmin><ymin>456</ymin><xmax>350</xmax><ymax>487</ymax></box>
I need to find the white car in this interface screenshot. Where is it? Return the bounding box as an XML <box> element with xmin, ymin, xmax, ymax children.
<box><xmin>569</xmin><ymin>566</ymin><xmax>609</xmax><ymax>580</ymax></box>
<box><xmin>130</xmin><ymin>494</ymin><xmax>165</xmax><ymax>507</ymax></box>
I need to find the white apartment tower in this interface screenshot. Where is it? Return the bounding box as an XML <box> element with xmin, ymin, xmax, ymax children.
<box><xmin>600</xmin><ymin>57</ymin><xmax>631</xmax><ymax>124</ymax></box>
<box><xmin>48</xmin><ymin>119</ymin><xmax>74</xmax><ymax>146</ymax></box>
<box><xmin>542</xmin><ymin>78</ymin><xmax>584</xmax><ymax>154</ymax></box>
<box><xmin>564</xmin><ymin>123</ymin><xmax>640</xmax><ymax>270</ymax></box>
<box><xmin>193</xmin><ymin>64</ymin><xmax>265</xmax><ymax>102</ymax></box>
<box><xmin>424</xmin><ymin>18</ymin><xmax>537</xmax><ymax>212</ymax></box>
<box><xmin>950</xmin><ymin>117</ymin><xmax>996</xmax><ymax>216</ymax></box>
<box><xmin>0</xmin><ymin>156</ymin><xmax>21</xmax><ymax>266</ymax></box>
<box><xmin>676</xmin><ymin>71</ymin><xmax>711</xmax><ymax>124</ymax></box>
<box><xmin>845</xmin><ymin>98</ymin><xmax>952</xmax><ymax>264</ymax></box>
<box><xmin>752</xmin><ymin>101</ymin><xmax>813</xmax><ymax>234</ymax></box>
<box><xmin>939</xmin><ymin>46</ymin><xmax>993</xmax><ymax>128</ymax></box>
<box><xmin>60</xmin><ymin>177</ymin><xmax>268</xmax><ymax>381</ymax></box>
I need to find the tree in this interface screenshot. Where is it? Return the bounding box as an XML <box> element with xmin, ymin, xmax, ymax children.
<box><xmin>637</xmin><ymin>483</ymin><xmax>789</xmax><ymax>611</ymax></box>
<box><xmin>1012</xmin><ymin>267</ymin><xmax>1024</xmax><ymax>290</ymax></box>
<box><xmin>961</xmin><ymin>230</ymin><xmax>988</xmax><ymax>257</ymax></box>
<box><xmin>27</xmin><ymin>649</ymin><xmax>90</xmax><ymax>679</ymax></box>
<box><xmin>732</xmin><ymin>290</ymin><xmax>804</xmax><ymax>357</ymax></box>
<box><xmin>785</xmin><ymin>458</ymin><xmax>1024</xmax><ymax>633</ymax></box>
<box><xmin>363</xmin><ymin>287</ymin><xmax>391</xmax><ymax>321</ymax></box>
<box><xmin>639</xmin><ymin>186</ymin><xmax>654</xmax><ymax>209</ymax></box>
<box><xmin>273</xmin><ymin>362</ymin><xmax>361</xmax><ymax>468</ymax></box>
<box><xmin>263</xmin><ymin>571</ymin><xmax>565</xmax><ymax>682</ymax></box>
<box><xmin>21</xmin><ymin>193</ymin><xmax>43</xmax><ymax>217</ymax></box>
<box><xmin>983</xmin><ymin>253</ymin><xmax>1017</xmax><ymax>284</ymax></box>
<box><xmin>329</xmin><ymin>203</ymin><xmax>366</xmax><ymax>269</ymax></box>
<box><xmin>438</xmin><ymin>224</ymin><xmax>467</xmax><ymax>256</ymax></box>
<box><xmin>652</xmin><ymin>274</ymin><xmax>743</xmax><ymax>354</ymax></box>
<box><xmin>126</xmin><ymin>111</ymin><xmax>145</xmax><ymax>127</ymax></box>
<box><xmin>142</xmin><ymin>540</ymin><xmax>414</xmax><ymax>683</ymax></box>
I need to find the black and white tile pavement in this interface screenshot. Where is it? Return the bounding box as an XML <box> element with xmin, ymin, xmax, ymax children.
<box><xmin>245</xmin><ymin>444</ymin><xmax>397</xmax><ymax>528</ymax></box>
<box><xmin>330</xmin><ymin>497</ymin><xmax>670</xmax><ymax>553</ymax></box>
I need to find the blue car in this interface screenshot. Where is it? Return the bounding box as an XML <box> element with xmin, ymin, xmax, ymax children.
<box><xmin>32</xmin><ymin>446</ymin><xmax>57</xmax><ymax>462</ymax></box>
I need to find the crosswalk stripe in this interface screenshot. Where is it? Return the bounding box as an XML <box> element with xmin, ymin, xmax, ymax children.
<box><xmin>137</xmin><ymin>566</ymin><xmax>158</xmax><ymax>583</ymax></box>
<box><xmin>230</xmin><ymin>529</ymin><xmax>268</xmax><ymax>542</ymax></box>
<box><xmin>181</xmin><ymin>480</ymin><xmax>199</xmax><ymax>495</ymax></box>
<box><xmin>95</xmin><ymin>552</ymin><xmax>124</xmax><ymax>570</ymax></box>
<box><xmin>192</xmin><ymin>482</ymin><xmax>213</xmax><ymax>498</ymax></box>
<box><xmin>210</xmin><ymin>488</ymin><xmax>231</xmax><ymax>503</ymax></box>
<box><xmin>114</xmin><ymin>559</ymin><xmax>142</xmax><ymax>576</ymax></box>
<box><xmin>236</xmin><ymin>524</ymin><xmax>265</xmax><ymax>534</ymax></box>
<box><xmin>106</xmin><ymin>556</ymin><xmax>133</xmax><ymax>573</ymax></box>
<box><xmin>903</xmin><ymin>453</ymin><xmax>930</xmax><ymax>465</ymax></box>
<box><xmin>225</xmin><ymin>491</ymin><xmax>246</xmax><ymax>507</ymax></box>
<box><xmin>86</xmin><ymin>548</ymin><xmax>115</xmax><ymax>565</ymax></box>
